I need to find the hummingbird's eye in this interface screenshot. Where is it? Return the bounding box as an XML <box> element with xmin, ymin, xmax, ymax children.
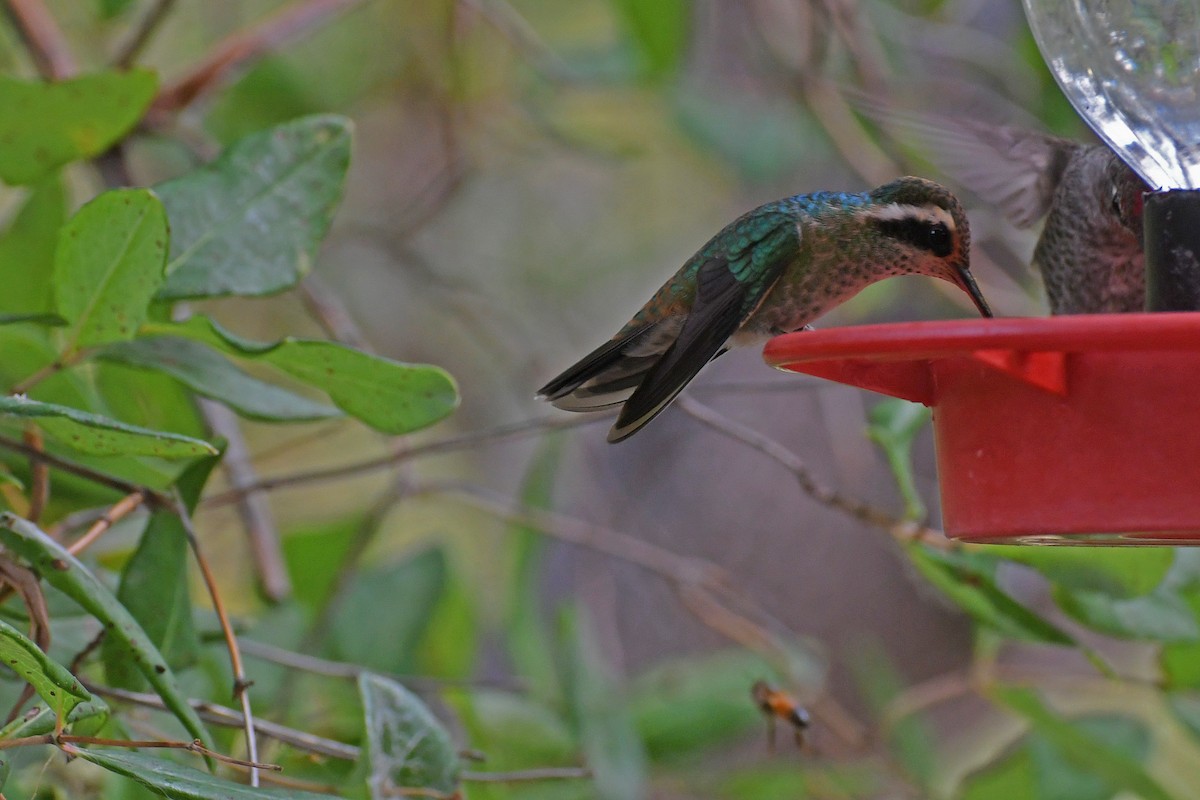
<box><xmin>925</xmin><ymin>222</ymin><xmax>952</xmax><ymax>257</ymax></box>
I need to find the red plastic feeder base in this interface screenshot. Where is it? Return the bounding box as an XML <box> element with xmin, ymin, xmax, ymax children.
<box><xmin>763</xmin><ymin>313</ymin><xmax>1200</xmax><ymax>545</ymax></box>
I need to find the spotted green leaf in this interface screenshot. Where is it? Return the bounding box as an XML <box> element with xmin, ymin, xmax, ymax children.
<box><xmin>143</xmin><ymin>316</ymin><xmax>458</xmax><ymax>434</ymax></box>
<box><xmin>156</xmin><ymin>115</ymin><xmax>352</xmax><ymax>299</ymax></box>
<box><xmin>360</xmin><ymin>672</ymin><xmax>460</xmax><ymax>797</ymax></box>
<box><xmin>0</xmin><ymin>395</ymin><xmax>215</xmax><ymax>458</ymax></box>
<box><xmin>54</xmin><ymin>189</ymin><xmax>169</xmax><ymax>354</ymax></box>
<box><xmin>0</xmin><ymin>618</ymin><xmax>91</xmax><ymax>723</ymax></box>
<box><xmin>0</xmin><ymin>70</ymin><xmax>157</xmax><ymax>186</ymax></box>
<box><xmin>78</xmin><ymin>750</ymin><xmax>332</xmax><ymax>799</ymax></box>
<box><xmin>0</xmin><ymin>513</ymin><xmax>212</xmax><ymax>755</ymax></box>
<box><xmin>99</xmin><ymin>337</ymin><xmax>341</xmax><ymax>422</ymax></box>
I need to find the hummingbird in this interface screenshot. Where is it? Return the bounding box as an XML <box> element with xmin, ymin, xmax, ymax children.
<box><xmin>538</xmin><ymin>176</ymin><xmax>992</xmax><ymax>442</ymax></box>
<box><xmin>866</xmin><ymin>105</ymin><xmax>1149</xmax><ymax>313</ymax></box>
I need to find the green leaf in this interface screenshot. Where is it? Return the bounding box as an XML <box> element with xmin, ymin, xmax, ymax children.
<box><xmin>866</xmin><ymin>399</ymin><xmax>931</xmax><ymax>522</ymax></box>
<box><xmin>850</xmin><ymin>640</ymin><xmax>935</xmax><ymax>788</ymax></box>
<box><xmin>1052</xmin><ymin>584</ymin><xmax>1200</xmax><ymax>642</ymax></box>
<box><xmin>99</xmin><ymin>337</ymin><xmax>341</xmax><ymax>422</ymax></box>
<box><xmin>0</xmin><ymin>313</ymin><xmax>66</xmax><ymax>326</ymax></box>
<box><xmin>156</xmin><ymin>115</ymin><xmax>352</xmax><ymax>299</ymax></box>
<box><xmin>988</xmin><ymin>546</ymin><xmax>1174</xmax><ymax>598</ymax></box>
<box><xmin>145</xmin><ymin>316</ymin><xmax>458</xmax><ymax>434</ymax></box>
<box><xmin>1162</xmin><ymin>640</ymin><xmax>1200</xmax><ymax>689</ymax></box>
<box><xmin>560</xmin><ymin>605</ymin><xmax>647</xmax><ymax>800</ymax></box>
<box><xmin>960</xmin><ymin>717</ymin><xmax>1153</xmax><ymax>800</ymax></box>
<box><xmin>77</xmin><ymin>749</ymin><xmax>333</xmax><ymax>799</ymax></box>
<box><xmin>0</xmin><ymin>514</ymin><xmax>211</xmax><ymax>753</ymax></box>
<box><xmin>0</xmin><ymin>178</ymin><xmax>65</xmax><ymax>315</ymax></box>
<box><xmin>54</xmin><ymin>189</ymin><xmax>169</xmax><ymax>353</ymax></box>
<box><xmin>456</xmin><ymin>690</ymin><xmax>577</xmax><ymax>769</ymax></box>
<box><xmin>98</xmin><ymin>0</ymin><xmax>135</xmax><ymax>18</ymax></box>
<box><xmin>0</xmin><ymin>698</ymin><xmax>109</xmax><ymax>741</ymax></box>
<box><xmin>906</xmin><ymin>544</ymin><xmax>1074</xmax><ymax>645</ymax></box>
<box><xmin>0</xmin><ymin>618</ymin><xmax>92</xmax><ymax>722</ymax></box>
<box><xmin>990</xmin><ymin>687</ymin><xmax>1172</xmax><ymax>800</ymax></box>
<box><xmin>506</xmin><ymin>437</ymin><xmax>564</xmax><ymax>701</ymax></box>
<box><xmin>0</xmin><ymin>70</ymin><xmax>157</xmax><ymax>186</ymax></box>
<box><xmin>103</xmin><ymin>511</ymin><xmax>198</xmax><ymax>690</ymax></box>
<box><xmin>332</xmin><ymin>547</ymin><xmax>446</xmax><ymax>673</ymax></box>
<box><xmin>1166</xmin><ymin>691</ymin><xmax>1200</xmax><ymax>743</ymax></box>
<box><xmin>630</xmin><ymin>649</ymin><xmax>778</xmax><ymax>760</ymax></box>
<box><xmin>0</xmin><ymin>395</ymin><xmax>216</xmax><ymax>458</ymax></box>
<box><xmin>611</xmin><ymin>0</ymin><xmax>688</xmax><ymax>79</ymax></box>
<box><xmin>359</xmin><ymin>672</ymin><xmax>460</xmax><ymax>797</ymax></box>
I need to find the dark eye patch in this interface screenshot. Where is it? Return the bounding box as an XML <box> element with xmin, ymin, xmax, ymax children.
<box><xmin>875</xmin><ymin>218</ymin><xmax>953</xmax><ymax>257</ymax></box>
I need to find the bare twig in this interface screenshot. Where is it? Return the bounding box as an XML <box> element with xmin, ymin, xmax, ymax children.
<box><xmin>199</xmin><ymin>400</ymin><xmax>291</xmax><ymax>602</ymax></box>
<box><xmin>172</xmin><ymin>493</ymin><xmax>261</xmax><ymax>787</ymax></box>
<box><xmin>88</xmin><ymin>683</ymin><xmax>361</xmax><ymax>761</ymax></box>
<box><xmin>67</xmin><ymin>490</ymin><xmax>146</xmax><ymax>556</ymax></box>
<box><xmin>202</xmin><ymin>414</ymin><xmax>605</xmax><ymax>507</ymax></box>
<box><xmin>675</xmin><ymin>396</ymin><xmax>951</xmax><ymax>549</ymax></box>
<box><xmin>112</xmin><ymin>0</ymin><xmax>177</xmax><ymax>68</ymax></box>
<box><xmin>300</xmin><ymin>274</ymin><xmax>371</xmax><ymax>351</ymax></box>
<box><xmin>407</xmin><ymin>478</ymin><xmax>841</xmax><ymax>721</ymax></box>
<box><xmin>238</xmin><ymin>638</ymin><xmax>524</xmax><ymax>692</ymax></box>
<box><xmin>150</xmin><ymin>0</ymin><xmax>365</xmax><ymax>116</ymax></box>
<box><xmin>22</xmin><ymin>426</ymin><xmax>47</xmax><ymax>524</ymax></box>
<box><xmin>0</xmin><ymin>558</ymin><xmax>51</xmax><ymax>724</ymax></box>
<box><xmin>1</xmin><ymin>0</ymin><xmax>76</xmax><ymax>78</ymax></box>
<box><xmin>10</xmin><ymin>359</ymin><xmax>67</xmax><ymax>396</ymax></box>
<box><xmin>0</xmin><ymin>434</ymin><xmax>170</xmax><ymax>505</ymax></box>
<box><xmin>462</xmin><ymin>767</ymin><xmax>592</xmax><ymax>782</ymax></box>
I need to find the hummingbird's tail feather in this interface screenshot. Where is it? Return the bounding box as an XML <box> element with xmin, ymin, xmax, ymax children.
<box><xmin>537</xmin><ymin>323</ymin><xmax>662</xmax><ymax>411</ymax></box>
<box><xmin>608</xmin><ymin>264</ymin><xmax>748</xmax><ymax>442</ymax></box>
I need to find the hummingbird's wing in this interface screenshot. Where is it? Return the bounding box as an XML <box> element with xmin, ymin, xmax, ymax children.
<box><xmin>607</xmin><ymin>219</ymin><xmax>794</xmax><ymax>442</ymax></box>
<box><xmin>921</xmin><ymin>120</ymin><xmax>1077</xmax><ymax>228</ymax></box>
<box><xmin>851</xmin><ymin>93</ymin><xmax>1080</xmax><ymax>228</ymax></box>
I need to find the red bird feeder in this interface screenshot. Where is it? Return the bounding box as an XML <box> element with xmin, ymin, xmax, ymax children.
<box><xmin>763</xmin><ymin>313</ymin><xmax>1200</xmax><ymax>544</ymax></box>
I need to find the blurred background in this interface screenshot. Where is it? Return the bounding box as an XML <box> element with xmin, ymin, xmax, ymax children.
<box><xmin>4</xmin><ymin>1</ymin><xmax>1171</xmax><ymax>798</ymax></box>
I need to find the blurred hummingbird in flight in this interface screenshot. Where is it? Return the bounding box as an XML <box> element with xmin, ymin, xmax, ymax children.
<box><xmin>867</xmin><ymin>105</ymin><xmax>1149</xmax><ymax>313</ymax></box>
<box><xmin>538</xmin><ymin>176</ymin><xmax>992</xmax><ymax>442</ymax></box>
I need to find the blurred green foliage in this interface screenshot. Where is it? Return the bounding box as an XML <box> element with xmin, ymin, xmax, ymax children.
<box><xmin>0</xmin><ymin>2</ymin><xmax>1193</xmax><ymax>799</ymax></box>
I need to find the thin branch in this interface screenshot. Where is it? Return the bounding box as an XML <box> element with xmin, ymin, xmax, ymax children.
<box><xmin>22</xmin><ymin>426</ymin><xmax>47</xmax><ymax>524</ymax></box>
<box><xmin>199</xmin><ymin>400</ymin><xmax>291</xmax><ymax>602</ymax></box>
<box><xmin>172</xmin><ymin>493</ymin><xmax>261</xmax><ymax>787</ymax></box>
<box><xmin>675</xmin><ymin>396</ymin><xmax>952</xmax><ymax>550</ymax></box>
<box><xmin>238</xmin><ymin>638</ymin><xmax>524</xmax><ymax>692</ymax></box>
<box><xmin>59</xmin><ymin>734</ymin><xmax>280</xmax><ymax>772</ymax></box>
<box><xmin>407</xmin><ymin>478</ymin><xmax>838</xmax><ymax>719</ymax></box>
<box><xmin>462</xmin><ymin>767</ymin><xmax>592</xmax><ymax>782</ymax></box>
<box><xmin>150</xmin><ymin>0</ymin><xmax>366</xmax><ymax>116</ymax></box>
<box><xmin>88</xmin><ymin>683</ymin><xmax>361</xmax><ymax>761</ymax></box>
<box><xmin>202</xmin><ymin>413</ymin><xmax>605</xmax><ymax>507</ymax></box>
<box><xmin>0</xmin><ymin>0</ymin><xmax>76</xmax><ymax>79</ymax></box>
<box><xmin>67</xmin><ymin>490</ymin><xmax>146</xmax><ymax>556</ymax></box>
<box><xmin>9</xmin><ymin>359</ymin><xmax>67</xmax><ymax>396</ymax></box>
<box><xmin>300</xmin><ymin>273</ymin><xmax>371</xmax><ymax>351</ymax></box>
<box><xmin>112</xmin><ymin>0</ymin><xmax>177</xmax><ymax>68</ymax></box>
<box><xmin>0</xmin><ymin>434</ymin><xmax>170</xmax><ymax>505</ymax></box>
<box><xmin>420</xmin><ymin>479</ymin><xmax>724</xmax><ymax>587</ymax></box>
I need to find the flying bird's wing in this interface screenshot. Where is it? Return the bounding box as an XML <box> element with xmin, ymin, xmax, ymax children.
<box><xmin>851</xmin><ymin>91</ymin><xmax>1079</xmax><ymax>228</ymax></box>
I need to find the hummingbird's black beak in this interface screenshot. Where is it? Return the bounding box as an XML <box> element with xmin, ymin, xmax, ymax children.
<box><xmin>955</xmin><ymin>265</ymin><xmax>993</xmax><ymax>318</ymax></box>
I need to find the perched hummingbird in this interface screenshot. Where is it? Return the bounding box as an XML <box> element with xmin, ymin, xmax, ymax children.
<box><xmin>870</xmin><ymin>108</ymin><xmax>1149</xmax><ymax>313</ymax></box>
<box><xmin>538</xmin><ymin>176</ymin><xmax>992</xmax><ymax>442</ymax></box>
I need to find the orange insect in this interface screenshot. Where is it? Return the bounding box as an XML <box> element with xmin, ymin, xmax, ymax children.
<box><xmin>751</xmin><ymin>680</ymin><xmax>810</xmax><ymax>751</ymax></box>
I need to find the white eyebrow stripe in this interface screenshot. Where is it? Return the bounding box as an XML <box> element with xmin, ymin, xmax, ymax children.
<box><xmin>858</xmin><ymin>203</ymin><xmax>956</xmax><ymax>231</ymax></box>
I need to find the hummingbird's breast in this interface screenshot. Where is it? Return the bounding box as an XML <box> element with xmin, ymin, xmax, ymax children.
<box><xmin>736</xmin><ymin>218</ymin><xmax>900</xmax><ymax>341</ymax></box>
